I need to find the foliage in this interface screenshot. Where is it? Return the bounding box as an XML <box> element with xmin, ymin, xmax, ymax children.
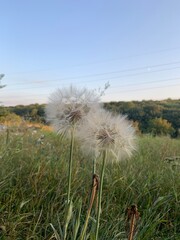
<box><xmin>147</xmin><ymin>117</ymin><xmax>175</xmax><ymax>136</ymax></box>
<box><xmin>0</xmin><ymin>131</ymin><xmax>180</xmax><ymax>239</ymax></box>
<box><xmin>104</xmin><ymin>99</ymin><xmax>180</xmax><ymax>137</ymax></box>
<box><xmin>2</xmin><ymin>98</ymin><xmax>180</xmax><ymax>137</ymax></box>
<box><xmin>0</xmin><ymin>74</ymin><xmax>6</xmax><ymax>89</ymax></box>
<box><xmin>0</xmin><ymin>113</ymin><xmax>22</xmax><ymax>126</ymax></box>
<box><xmin>0</xmin><ymin>106</ymin><xmax>9</xmax><ymax>117</ymax></box>
<box><xmin>8</xmin><ymin>104</ymin><xmax>46</xmax><ymax>122</ymax></box>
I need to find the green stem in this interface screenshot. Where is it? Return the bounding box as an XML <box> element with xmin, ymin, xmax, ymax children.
<box><xmin>79</xmin><ymin>156</ymin><xmax>98</xmax><ymax>240</ymax></box>
<box><xmin>93</xmin><ymin>157</ymin><xmax>96</xmax><ymax>175</ymax></box>
<box><xmin>67</xmin><ymin>127</ymin><xmax>75</xmax><ymax>204</ymax></box>
<box><xmin>6</xmin><ymin>128</ymin><xmax>9</xmax><ymax>145</ymax></box>
<box><xmin>79</xmin><ymin>203</ymin><xmax>91</xmax><ymax>240</ymax></box>
<box><xmin>95</xmin><ymin>150</ymin><xmax>107</xmax><ymax>240</ymax></box>
<box><xmin>79</xmin><ymin>174</ymin><xmax>98</xmax><ymax>240</ymax></box>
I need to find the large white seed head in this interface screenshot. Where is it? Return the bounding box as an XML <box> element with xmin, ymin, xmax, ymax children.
<box><xmin>77</xmin><ymin>109</ymin><xmax>136</xmax><ymax>161</ymax></box>
<box><xmin>46</xmin><ymin>85</ymin><xmax>100</xmax><ymax>135</ymax></box>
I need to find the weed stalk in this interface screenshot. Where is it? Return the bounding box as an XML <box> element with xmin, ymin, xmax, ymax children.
<box><xmin>79</xmin><ymin>174</ymin><xmax>99</xmax><ymax>240</ymax></box>
<box><xmin>67</xmin><ymin>127</ymin><xmax>75</xmax><ymax>204</ymax></box>
<box><xmin>95</xmin><ymin>150</ymin><xmax>107</xmax><ymax>240</ymax></box>
<box><xmin>127</xmin><ymin>205</ymin><xmax>139</xmax><ymax>240</ymax></box>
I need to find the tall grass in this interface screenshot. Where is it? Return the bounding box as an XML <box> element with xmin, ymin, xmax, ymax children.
<box><xmin>0</xmin><ymin>129</ymin><xmax>180</xmax><ymax>239</ymax></box>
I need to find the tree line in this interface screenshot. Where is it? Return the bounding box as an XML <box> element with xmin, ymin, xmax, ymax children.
<box><xmin>0</xmin><ymin>99</ymin><xmax>180</xmax><ymax>137</ymax></box>
<box><xmin>104</xmin><ymin>99</ymin><xmax>180</xmax><ymax>137</ymax></box>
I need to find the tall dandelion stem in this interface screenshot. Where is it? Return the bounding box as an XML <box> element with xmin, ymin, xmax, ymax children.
<box><xmin>95</xmin><ymin>150</ymin><xmax>107</xmax><ymax>240</ymax></box>
<box><xmin>93</xmin><ymin>157</ymin><xmax>96</xmax><ymax>175</ymax></box>
<box><xmin>67</xmin><ymin>126</ymin><xmax>75</xmax><ymax>204</ymax></box>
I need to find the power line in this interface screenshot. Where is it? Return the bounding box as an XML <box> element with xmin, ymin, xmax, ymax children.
<box><xmin>4</xmin><ymin>76</ymin><xmax>180</xmax><ymax>92</ymax></box>
<box><xmin>111</xmin><ymin>77</ymin><xmax>180</xmax><ymax>89</ymax></box>
<box><xmin>82</xmin><ymin>66</ymin><xmax>180</xmax><ymax>83</ymax></box>
<box><xmin>6</xmin><ymin>46</ymin><xmax>180</xmax><ymax>75</ymax></box>
<box><xmin>8</xmin><ymin>64</ymin><xmax>180</xmax><ymax>88</ymax></box>
<box><xmin>2</xmin><ymin>83</ymin><xmax>180</xmax><ymax>99</ymax></box>
<box><xmin>108</xmin><ymin>83</ymin><xmax>180</xmax><ymax>94</ymax></box>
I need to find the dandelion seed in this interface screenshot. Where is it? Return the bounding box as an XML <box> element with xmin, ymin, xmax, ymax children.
<box><xmin>45</xmin><ymin>85</ymin><xmax>101</xmax><ymax>204</ymax></box>
<box><xmin>46</xmin><ymin>85</ymin><xmax>100</xmax><ymax>135</ymax></box>
<box><xmin>77</xmin><ymin>108</ymin><xmax>137</xmax><ymax>240</ymax></box>
<box><xmin>78</xmin><ymin>109</ymin><xmax>136</xmax><ymax>160</ymax></box>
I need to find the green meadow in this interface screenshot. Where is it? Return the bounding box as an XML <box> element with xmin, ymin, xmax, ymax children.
<box><xmin>0</xmin><ymin>130</ymin><xmax>180</xmax><ymax>240</ymax></box>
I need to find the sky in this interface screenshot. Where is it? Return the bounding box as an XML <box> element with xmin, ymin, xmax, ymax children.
<box><xmin>0</xmin><ymin>0</ymin><xmax>180</xmax><ymax>106</ymax></box>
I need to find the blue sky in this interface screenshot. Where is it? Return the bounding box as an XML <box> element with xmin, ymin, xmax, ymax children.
<box><xmin>0</xmin><ymin>0</ymin><xmax>180</xmax><ymax>105</ymax></box>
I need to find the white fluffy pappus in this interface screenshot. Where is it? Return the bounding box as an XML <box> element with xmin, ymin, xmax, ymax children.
<box><xmin>77</xmin><ymin>109</ymin><xmax>137</xmax><ymax>161</ymax></box>
<box><xmin>46</xmin><ymin>86</ymin><xmax>101</xmax><ymax>134</ymax></box>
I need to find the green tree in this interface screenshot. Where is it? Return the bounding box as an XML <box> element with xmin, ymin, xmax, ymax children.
<box><xmin>0</xmin><ymin>74</ymin><xmax>6</xmax><ymax>88</ymax></box>
<box><xmin>147</xmin><ymin>117</ymin><xmax>175</xmax><ymax>136</ymax></box>
<box><xmin>0</xmin><ymin>106</ymin><xmax>9</xmax><ymax>117</ymax></box>
<box><xmin>0</xmin><ymin>113</ymin><xmax>22</xmax><ymax>125</ymax></box>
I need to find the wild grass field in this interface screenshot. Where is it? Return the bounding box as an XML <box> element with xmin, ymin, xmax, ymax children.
<box><xmin>0</xmin><ymin>129</ymin><xmax>180</xmax><ymax>240</ymax></box>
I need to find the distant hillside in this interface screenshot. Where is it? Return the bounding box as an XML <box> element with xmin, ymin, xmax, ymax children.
<box><xmin>104</xmin><ymin>99</ymin><xmax>180</xmax><ymax>137</ymax></box>
<box><xmin>1</xmin><ymin>99</ymin><xmax>180</xmax><ymax>137</ymax></box>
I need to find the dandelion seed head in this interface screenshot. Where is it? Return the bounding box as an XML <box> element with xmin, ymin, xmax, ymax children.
<box><xmin>46</xmin><ymin>85</ymin><xmax>100</xmax><ymax>134</ymax></box>
<box><xmin>77</xmin><ymin>109</ymin><xmax>136</xmax><ymax>161</ymax></box>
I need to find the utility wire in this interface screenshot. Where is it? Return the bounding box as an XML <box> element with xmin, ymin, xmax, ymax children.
<box><xmin>2</xmin><ymin>83</ymin><xmax>180</xmax><ymax>99</ymax></box>
<box><xmin>4</xmin><ymin>76</ymin><xmax>180</xmax><ymax>92</ymax></box>
<box><xmin>108</xmin><ymin>83</ymin><xmax>180</xmax><ymax>94</ymax></box>
<box><xmin>6</xmin><ymin>46</ymin><xmax>180</xmax><ymax>75</ymax></box>
<box><xmin>7</xmin><ymin>64</ymin><xmax>180</xmax><ymax>87</ymax></box>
